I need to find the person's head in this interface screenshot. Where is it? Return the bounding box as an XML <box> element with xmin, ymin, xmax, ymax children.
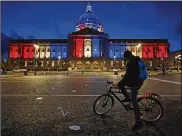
<box><xmin>124</xmin><ymin>50</ymin><xmax>133</xmax><ymax>61</ymax></box>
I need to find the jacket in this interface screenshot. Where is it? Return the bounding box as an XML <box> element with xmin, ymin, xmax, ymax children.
<box><xmin>120</xmin><ymin>56</ymin><xmax>143</xmax><ymax>87</ymax></box>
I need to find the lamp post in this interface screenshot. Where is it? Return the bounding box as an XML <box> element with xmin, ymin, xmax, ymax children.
<box><xmin>175</xmin><ymin>54</ymin><xmax>181</xmax><ymax>71</ymax></box>
<box><xmin>160</xmin><ymin>52</ymin><xmax>165</xmax><ymax>75</ymax></box>
<box><xmin>58</xmin><ymin>56</ymin><xmax>61</xmax><ymax>71</ymax></box>
<box><xmin>34</xmin><ymin>44</ymin><xmax>39</xmax><ymax>75</ymax></box>
<box><xmin>82</xmin><ymin>56</ymin><xmax>84</xmax><ymax>75</ymax></box>
<box><xmin>114</xmin><ymin>56</ymin><xmax>116</xmax><ymax>67</ymax></box>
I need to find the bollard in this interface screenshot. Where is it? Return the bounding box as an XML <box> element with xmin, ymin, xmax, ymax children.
<box><xmin>24</xmin><ymin>71</ymin><xmax>28</xmax><ymax>76</ymax></box>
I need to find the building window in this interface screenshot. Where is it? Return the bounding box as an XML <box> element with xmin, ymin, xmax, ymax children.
<box><xmin>42</xmin><ymin>49</ymin><xmax>45</xmax><ymax>52</ymax></box>
<box><xmin>25</xmin><ymin>61</ymin><xmax>27</xmax><ymax>67</ymax></box>
<box><xmin>53</xmin><ymin>49</ymin><xmax>56</xmax><ymax>52</ymax></box>
<box><xmin>64</xmin><ymin>49</ymin><xmax>66</xmax><ymax>52</ymax></box>
<box><xmin>32</xmin><ymin>49</ymin><xmax>34</xmax><ymax>52</ymax></box>
<box><xmin>47</xmin><ymin>49</ymin><xmax>50</xmax><ymax>52</ymax></box>
<box><xmin>58</xmin><ymin>49</ymin><xmax>61</xmax><ymax>52</ymax></box>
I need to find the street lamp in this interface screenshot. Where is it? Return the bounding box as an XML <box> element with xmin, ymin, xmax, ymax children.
<box><xmin>175</xmin><ymin>54</ymin><xmax>181</xmax><ymax>71</ymax></box>
<box><xmin>34</xmin><ymin>44</ymin><xmax>39</xmax><ymax>75</ymax></box>
<box><xmin>114</xmin><ymin>56</ymin><xmax>116</xmax><ymax>68</ymax></box>
<box><xmin>159</xmin><ymin>53</ymin><xmax>165</xmax><ymax>75</ymax></box>
<box><xmin>58</xmin><ymin>56</ymin><xmax>61</xmax><ymax>71</ymax></box>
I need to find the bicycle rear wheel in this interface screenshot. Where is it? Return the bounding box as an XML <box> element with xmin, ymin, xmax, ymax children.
<box><xmin>93</xmin><ymin>94</ymin><xmax>114</xmax><ymax>115</ymax></box>
<box><xmin>138</xmin><ymin>97</ymin><xmax>163</xmax><ymax>122</ymax></box>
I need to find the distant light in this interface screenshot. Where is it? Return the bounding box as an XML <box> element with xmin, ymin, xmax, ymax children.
<box><xmin>94</xmin><ymin>49</ymin><xmax>97</xmax><ymax>51</ymax></box>
<box><xmin>136</xmin><ymin>43</ymin><xmax>141</xmax><ymax>48</ymax></box>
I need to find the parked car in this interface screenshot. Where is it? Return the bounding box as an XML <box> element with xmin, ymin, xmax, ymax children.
<box><xmin>109</xmin><ymin>68</ymin><xmax>121</xmax><ymax>72</ymax></box>
<box><xmin>12</xmin><ymin>69</ymin><xmax>27</xmax><ymax>72</ymax></box>
<box><xmin>157</xmin><ymin>69</ymin><xmax>172</xmax><ymax>75</ymax></box>
<box><xmin>1</xmin><ymin>69</ymin><xmax>7</xmax><ymax>75</ymax></box>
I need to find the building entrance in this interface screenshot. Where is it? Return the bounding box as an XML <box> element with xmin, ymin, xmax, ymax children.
<box><xmin>85</xmin><ymin>61</ymin><xmax>91</xmax><ymax>69</ymax></box>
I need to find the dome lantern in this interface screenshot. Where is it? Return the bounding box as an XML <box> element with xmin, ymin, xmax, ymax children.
<box><xmin>86</xmin><ymin>2</ymin><xmax>92</xmax><ymax>12</ymax></box>
<box><xmin>75</xmin><ymin>2</ymin><xmax>104</xmax><ymax>32</ymax></box>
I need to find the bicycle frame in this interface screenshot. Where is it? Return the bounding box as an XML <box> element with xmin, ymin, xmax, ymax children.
<box><xmin>106</xmin><ymin>85</ymin><xmax>132</xmax><ymax>111</ymax></box>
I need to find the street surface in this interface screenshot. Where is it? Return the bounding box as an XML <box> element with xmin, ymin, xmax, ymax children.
<box><xmin>1</xmin><ymin>72</ymin><xmax>182</xmax><ymax>136</ymax></box>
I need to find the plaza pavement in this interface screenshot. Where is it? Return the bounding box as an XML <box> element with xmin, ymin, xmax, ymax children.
<box><xmin>1</xmin><ymin>74</ymin><xmax>182</xmax><ymax>136</ymax></box>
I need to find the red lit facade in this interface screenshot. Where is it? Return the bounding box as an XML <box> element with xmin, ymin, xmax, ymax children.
<box><xmin>75</xmin><ymin>39</ymin><xmax>84</xmax><ymax>58</ymax></box>
<box><xmin>142</xmin><ymin>43</ymin><xmax>169</xmax><ymax>59</ymax></box>
<box><xmin>9</xmin><ymin>44</ymin><xmax>34</xmax><ymax>59</ymax></box>
<box><xmin>22</xmin><ymin>44</ymin><xmax>34</xmax><ymax>59</ymax></box>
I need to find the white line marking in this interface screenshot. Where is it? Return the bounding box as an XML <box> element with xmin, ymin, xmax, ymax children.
<box><xmin>58</xmin><ymin>107</ymin><xmax>68</xmax><ymax>117</ymax></box>
<box><xmin>1</xmin><ymin>94</ymin><xmax>181</xmax><ymax>97</ymax></box>
<box><xmin>149</xmin><ymin>78</ymin><xmax>181</xmax><ymax>85</ymax></box>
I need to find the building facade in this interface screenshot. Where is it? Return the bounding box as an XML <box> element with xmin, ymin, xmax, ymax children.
<box><xmin>7</xmin><ymin>3</ymin><xmax>170</xmax><ymax>71</ymax></box>
<box><xmin>167</xmin><ymin>49</ymin><xmax>182</xmax><ymax>69</ymax></box>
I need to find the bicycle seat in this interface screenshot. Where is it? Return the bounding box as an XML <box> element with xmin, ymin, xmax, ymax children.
<box><xmin>124</xmin><ymin>86</ymin><xmax>141</xmax><ymax>89</ymax></box>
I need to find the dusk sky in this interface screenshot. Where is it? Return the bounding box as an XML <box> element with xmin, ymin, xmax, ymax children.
<box><xmin>1</xmin><ymin>1</ymin><xmax>181</xmax><ymax>51</ymax></box>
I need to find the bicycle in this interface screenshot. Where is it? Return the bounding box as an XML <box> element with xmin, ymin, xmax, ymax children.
<box><xmin>93</xmin><ymin>80</ymin><xmax>164</xmax><ymax>122</ymax></box>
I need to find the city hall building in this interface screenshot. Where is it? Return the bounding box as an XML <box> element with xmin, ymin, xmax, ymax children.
<box><xmin>8</xmin><ymin>3</ymin><xmax>170</xmax><ymax>71</ymax></box>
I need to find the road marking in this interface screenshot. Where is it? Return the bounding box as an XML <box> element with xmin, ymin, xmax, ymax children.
<box><xmin>1</xmin><ymin>94</ymin><xmax>181</xmax><ymax>97</ymax></box>
<box><xmin>36</xmin><ymin>97</ymin><xmax>43</xmax><ymax>100</ymax></box>
<box><xmin>1</xmin><ymin>80</ymin><xmax>105</xmax><ymax>83</ymax></box>
<box><xmin>149</xmin><ymin>78</ymin><xmax>181</xmax><ymax>85</ymax></box>
<box><xmin>58</xmin><ymin>107</ymin><xmax>68</xmax><ymax>117</ymax></box>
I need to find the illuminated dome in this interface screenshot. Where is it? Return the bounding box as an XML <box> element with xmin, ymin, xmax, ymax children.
<box><xmin>75</xmin><ymin>2</ymin><xmax>104</xmax><ymax>32</ymax></box>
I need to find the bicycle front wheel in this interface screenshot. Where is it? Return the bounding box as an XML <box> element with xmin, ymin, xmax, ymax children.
<box><xmin>93</xmin><ymin>94</ymin><xmax>114</xmax><ymax>115</ymax></box>
<box><xmin>138</xmin><ymin>97</ymin><xmax>163</xmax><ymax>122</ymax></box>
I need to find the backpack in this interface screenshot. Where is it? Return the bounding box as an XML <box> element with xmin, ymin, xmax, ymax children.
<box><xmin>138</xmin><ymin>60</ymin><xmax>148</xmax><ymax>81</ymax></box>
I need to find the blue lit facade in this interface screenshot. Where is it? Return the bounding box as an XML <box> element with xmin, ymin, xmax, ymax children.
<box><xmin>108</xmin><ymin>43</ymin><xmax>126</xmax><ymax>59</ymax></box>
<box><xmin>50</xmin><ymin>43</ymin><xmax>68</xmax><ymax>59</ymax></box>
<box><xmin>92</xmin><ymin>39</ymin><xmax>100</xmax><ymax>58</ymax></box>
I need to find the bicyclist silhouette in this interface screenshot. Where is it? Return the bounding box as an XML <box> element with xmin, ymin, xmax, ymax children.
<box><xmin>115</xmin><ymin>50</ymin><xmax>145</xmax><ymax>131</ymax></box>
